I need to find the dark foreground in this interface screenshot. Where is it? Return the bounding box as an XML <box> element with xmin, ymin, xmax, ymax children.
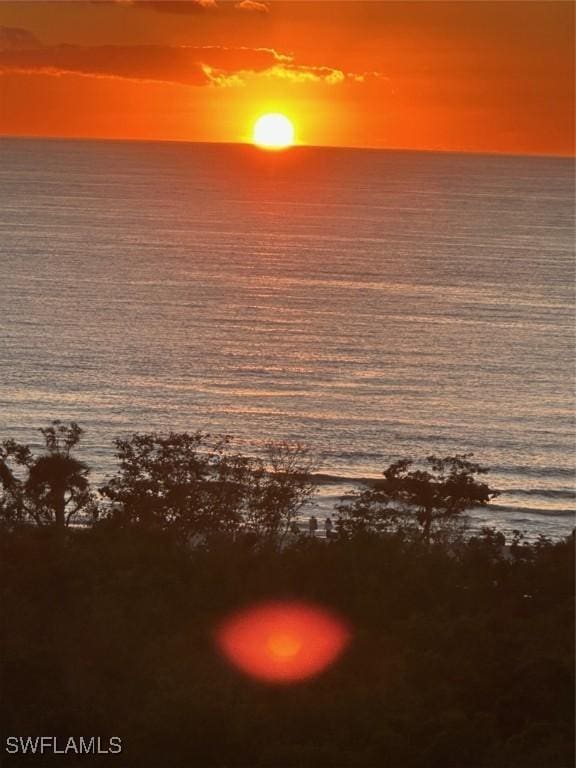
<box><xmin>1</xmin><ymin>527</ymin><xmax>574</xmax><ymax>768</ymax></box>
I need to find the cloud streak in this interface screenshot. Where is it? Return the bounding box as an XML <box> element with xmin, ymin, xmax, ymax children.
<box><xmin>234</xmin><ymin>0</ymin><xmax>269</xmax><ymax>13</ymax></box>
<box><xmin>126</xmin><ymin>0</ymin><xmax>217</xmax><ymax>13</ymax></box>
<box><xmin>121</xmin><ymin>0</ymin><xmax>268</xmax><ymax>13</ymax></box>
<box><xmin>0</xmin><ymin>28</ymin><xmax>375</xmax><ymax>88</ymax></box>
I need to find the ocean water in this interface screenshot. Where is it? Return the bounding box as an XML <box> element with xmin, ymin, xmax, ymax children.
<box><xmin>0</xmin><ymin>137</ymin><xmax>574</xmax><ymax>540</ymax></box>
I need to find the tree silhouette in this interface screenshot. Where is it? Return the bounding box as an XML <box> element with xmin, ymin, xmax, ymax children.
<box><xmin>241</xmin><ymin>442</ymin><xmax>316</xmax><ymax>542</ymax></box>
<box><xmin>337</xmin><ymin>454</ymin><xmax>498</xmax><ymax>542</ymax></box>
<box><xmin>100</xmin><ymin>431</ymin><xmax>230</xmax><ymax>535</ymax></box>
<box><xmin>0</xmin><ymin>421</ymin><xmax>93</xmax><ymax>530</ymax></box>
<box><xmin>100</xmin><ymin>432</ymin><xmax>315</xmax><ymax>543</ymax></box>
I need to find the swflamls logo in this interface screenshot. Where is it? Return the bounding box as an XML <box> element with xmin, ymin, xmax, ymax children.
<box><xmin>5</xmin><ymin>736</ymin><xmax>122</xmax><ymax>755</ymax></box>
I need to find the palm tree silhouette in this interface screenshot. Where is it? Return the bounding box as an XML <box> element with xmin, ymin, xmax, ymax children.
<box><xmin>0</xmin><ymin>421</ymin><xmax>92</xmax><ymax>530</ymax></box>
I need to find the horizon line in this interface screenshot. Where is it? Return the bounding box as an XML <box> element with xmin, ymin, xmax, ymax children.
<box><xmin>1</xmin><ymin>133</ymin><xmax>574</xmax><ymax>161</ymax></box>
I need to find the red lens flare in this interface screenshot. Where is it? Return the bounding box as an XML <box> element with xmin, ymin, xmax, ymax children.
<box><xmin>215</xmin><ymin>600</ymin><xmax>350</xmax><ymax>683</ymax></box>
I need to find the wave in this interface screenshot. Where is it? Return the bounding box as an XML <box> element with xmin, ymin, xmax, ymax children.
<box><xmin>482</xmin><ymin>503</ymin><xmax>575</xmax><ymax>518</ymax></box>
<box><xmin>491</xmin><ymin>465</ymin><xmax>576</xmax><ymax>479</ymax></box>
<box><xmin>310</xmin><ymin>475</ymin><xmax>576</xmax><ymax>519</ymax></box>
<box><xmin>312</xmin><ymin>473</ymin><xmax>576</xmax><ymax>496</ymax></box>
<box><xmin>501</xmin><ymin>487</ymin><xmax>576</xmax><ymax>500</ymax></box>
<box><xmin>312</xmin><ymin>472</ymin><xmax>375</xmax><ymax>486</ymax></box>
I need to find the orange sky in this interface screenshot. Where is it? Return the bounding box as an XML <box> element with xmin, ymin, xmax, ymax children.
<box><xmin>0</xmin><ymin>1</ymin><xmax>574</xmax><ymax>155</ymax></box>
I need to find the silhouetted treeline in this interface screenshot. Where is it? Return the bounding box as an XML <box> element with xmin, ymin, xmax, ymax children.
<box><xmin>0</xmin><ymin>423</ymin><xmax>574</xmax><ymax>767</ymax></box>
<box><xmin>1</xmin><ymin>421</ymin><xmax>499</xmax><ymax>544</ymax></box>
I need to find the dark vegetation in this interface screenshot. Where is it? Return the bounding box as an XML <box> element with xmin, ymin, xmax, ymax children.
<box><xmin>1</xmin><ymin>423</ymin><xmax>574</xmax><ymax>767</ymax></box>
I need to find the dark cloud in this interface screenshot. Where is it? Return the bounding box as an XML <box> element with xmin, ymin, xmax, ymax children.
<box><xmin>0</xmin><ymin>27</ymin><xmax>376</xmax><ymax>88</ymax></box>
<box><xmin>0</xmin><ymin>26</ymin><xmax>42</xmax><ymax>51</ymax></box>
<box><xmin>125</xmin><ymin>0</ymin><xmax>269</xmax><ymax>14</ymax></box>
<box><xmin>128</xmin><ymin>1</ymin><xmax>217</xmax><ymax>14</ymax></box>
<box><xmin>0</xmin><ymin>41</ymin><xmax>290</xmax><ymax>86</ymax></box>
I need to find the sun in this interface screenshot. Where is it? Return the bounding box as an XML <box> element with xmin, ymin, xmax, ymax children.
<box><xmin>252</xmin><ymin>113</ymin><xmax>295</xmax><ymax>150</ymax></box>
<box><xmin>215</xmin><ymin>600</ymin><xmax>350</xmax><ymax>684</ymax></box>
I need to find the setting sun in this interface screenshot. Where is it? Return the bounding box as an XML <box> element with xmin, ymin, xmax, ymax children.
<box><xmin>252</xmin><ymin>113</ymin><xmax>295</xmax><ymax>150</ymax></box>
<box><xmin>215</xmin><ymin>601</ymin><xmax>350</xmax><ymax>683</ymax></box>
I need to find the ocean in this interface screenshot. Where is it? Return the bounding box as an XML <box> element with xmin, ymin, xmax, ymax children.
<box><xmin>0</xmin><ymin>137</ymin><xmax>574</xmax><ymax>539</ymax></box>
